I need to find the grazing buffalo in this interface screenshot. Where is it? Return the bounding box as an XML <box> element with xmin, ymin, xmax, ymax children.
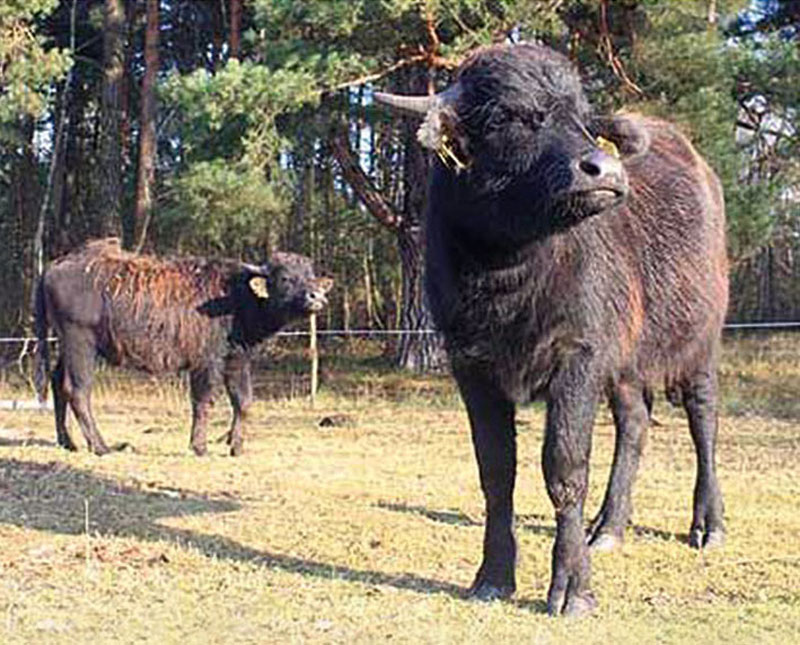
<box><xmin>376</xmin><ymin>43</ymin><xmax>728</xmax><ymax>615</ymax></box>
<box><xmin>34</xmin><ymin>238</ymin><xmax>332</xmax><ymax>457</ymax></box>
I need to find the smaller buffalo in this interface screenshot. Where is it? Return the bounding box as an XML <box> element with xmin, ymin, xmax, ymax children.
<box><xmin>34</xmin><ymin>238</ymin><xmax>332</xmax><ymax>456</ymax></box>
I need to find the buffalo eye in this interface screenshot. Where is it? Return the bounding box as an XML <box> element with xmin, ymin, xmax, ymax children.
<box><xmin>521</xmin><ymin>109</ymin><xmax>545</xmax><ymax>130</ymax></box>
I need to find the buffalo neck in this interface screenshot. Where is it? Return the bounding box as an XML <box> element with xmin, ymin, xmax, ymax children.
<box><xmin>231</xmin><ymin>299</ymin><xmax>298</xmax><ymax>349</ymax></box>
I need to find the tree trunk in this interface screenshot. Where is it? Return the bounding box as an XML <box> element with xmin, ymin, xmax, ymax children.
<box><xmin>96</xmin><ymin>0</ymin><xmax>125</xmax><ymax>239</ymax></box>
<box><xmin>393</xmin><ymin>68</ymin><xmax>445</xmax><ymax>371</ymax></box>
<box><xmin>4</xmin><ymin>120</ymin><xmax>39</xmax><ymax>334</ymax></box>
<box><xmin>120</xmin><ymin>0</ymin><xmax>138</xmax><ymax>177</ymax></box>
<box><xmin>330</xmin><ymin>91</ymin><xmax>445</xmax><ymax>370</ymax></box>
<box><xmin>133</xmin><ymin>0</ymin><xmax>160</xmax><ymax>252</ymax></box>
<box><xmin>229</xmin><ymin>0</ymin><xmax>242</xmax><ymax>60</ymax></box>
<box><xmin>33</xmin><ymin>0</ymin><xmax>77</xmax><ymax>334</ymax></box>
<box><xmin>707</xmin><ymin>0</ymin><xmax>718</xmax><ymax>26</ymax></box>
<box><xmin>757</xmin><ymin>245</ymin><xmax>775</xmax><ymax>321</ymax></box>
<box><xmin>395</xmin><ymin>223</ymin><xmax>443</xmax><ymax>370</ymax></box>
<box><xmin>211</xmin><ymin>0</ymin><xmax>224</xmax><ymax>71</ymax></box>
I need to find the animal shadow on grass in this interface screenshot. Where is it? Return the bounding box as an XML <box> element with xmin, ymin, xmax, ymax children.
<box><xmin>631</xmin><ymin>524</ymin><xmax>687</xmax><ymax>544</ymax></box>
<box><xmin>375</xmin><ymin>501</ymin><xmax>553</xmax><ymax>613</ymax></box>
<box><xmin>0</xmin><ymin>458</ymin><xmax>464</xmax><ymax>600</ymax></box>
<box><xmin>376</xmin><ymin>500</ymin><xmax>688</xmax><ymax>544</ymax></box>
<box><xmin>377</xmin><ymin>501</ymin><xmax>556</xmax><ymax>538</ymax></box>
<box><xmin>0</xmin><ymin>436</ymin><xmax>54</xmax><ymax>449</ymax></box>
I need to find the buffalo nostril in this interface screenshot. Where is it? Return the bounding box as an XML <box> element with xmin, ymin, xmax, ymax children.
<box><xmin>305</xmin><ymin>291</ymin><xmax>327</xmax><ymax>310</ymax></box>
<box><xmin>579</xmin><ymin>158</ymin><xmax>602</xmax><ymax>177</ymax></box>
<box><xmin>578</xmin><ymin>150</ymin><xmax>623</xmax><ymax>181</ymax></box>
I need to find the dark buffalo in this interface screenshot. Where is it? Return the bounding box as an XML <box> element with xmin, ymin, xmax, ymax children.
<box><xmin>34</xmin><ymin>238</ymin><xmax>332</xmax><ymax>457</ymax></box>
<box><xmin>376</xmin><ymin>43</ymin><xmax>728</xmax><ymax>615</ymax></box>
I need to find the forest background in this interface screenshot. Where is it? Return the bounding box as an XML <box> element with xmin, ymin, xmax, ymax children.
<box><xmin>1</xmin><ymin>0</ymin><xmax>798</xmax><ymax>370</ymax></box>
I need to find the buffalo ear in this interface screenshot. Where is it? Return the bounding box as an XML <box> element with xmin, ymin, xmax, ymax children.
<box><xmin>593</xmin><ymin>113</ymin><xmax>651</xmax><ymax>159</ymax></box>
<box><xmin>417</xmin><ymin>107</ymin><xmax>470</xmax><ymax>171</ymax></box>
<box><xmin>248</xmin><ymin>276</ymin><xmax>269</xmax><ymax>300</ymax></box>
<box><xmin>198</xmin><ymin>296</ymin><xmax>234</xmax><ymax>317</ymax></box>
<box><xmin>240</xmin><ymin>262</ymin><xmax>270</xmax><ymax>300</ymax></box>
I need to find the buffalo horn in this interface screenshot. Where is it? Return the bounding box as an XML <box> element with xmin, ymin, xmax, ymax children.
<box><xmin>374</xmin><ymin>85</ymin><xmax>459</xmax><ymax>116</ymax></box>
<box><xmin>240</xmin><ymin>262</ymin><xmax>267</xmax><ymax>275</ymax></box>
<box><xmin>373</xmin><ymin>92</ymin><xmax>440</xmax><ymax>115</ymax></box>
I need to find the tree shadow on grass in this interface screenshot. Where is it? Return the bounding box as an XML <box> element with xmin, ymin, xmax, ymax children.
<box><xmin>0</xmin><ymin>458</ymin><xmax>466</xmax><ymax>600</ymax></box>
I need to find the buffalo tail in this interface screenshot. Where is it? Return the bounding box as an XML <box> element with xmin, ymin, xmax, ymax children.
<box><xmin>33</xmin><ymin>277</ymin><xmax>50</xmax><ymax>403</ymax></box>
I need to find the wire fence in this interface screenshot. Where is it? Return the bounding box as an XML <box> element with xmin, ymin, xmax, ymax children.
<box><xmin>3</xmin><ymin>320</ymin><xmax>800</xmax><ymax>345</ymax></box>
<box><xmin>2</xmin><ymin>322</ymin><xmax>800</xmax><ymax>418</ymax></box>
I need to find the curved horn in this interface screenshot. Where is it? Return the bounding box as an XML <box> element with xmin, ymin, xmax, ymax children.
<box><xmin>374</xmin><ymin>86</ymin><xmax>460</xmax><ymax>117</ymax></box>
<box><xmin>240</xmin><ymin>262</ymin><xmax>267</xmax><ymax>275</ymax></box>
<box><xmin>373</xmin><ymin>92</ymin><xmax>440</xmax><ymax>116</ymax></box>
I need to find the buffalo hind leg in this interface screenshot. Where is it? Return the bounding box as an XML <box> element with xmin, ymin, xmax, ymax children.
<box><xmin>544</xmin><ymin>363</ymin><xmax>599</xmax><ymax>617</ymax></box>
<box><xmin>69</xmin><ymin>387</ymin><xmax>110</xmax><ymax>456</ymax></box>
<box><xmin>681</xmin><ymin>369</ymin><xmax>725</xmax><ymax>549</ymax></box>
<box><xmin>455</xmin><ymin>370</ymin><xmax>517</xmax><ymax>601</ymax></box>
<box><xmin>587</xmin><ymin>381</ymin><xmax>650</xmax><ymax>551</ymax></box>
<box><xmin>51</xmin><ymin>357</ymin><xmax>77</xmax><ymax>451</ymax></box>
<box><xmin>223</xmin><ymin>352</ymin><xmax>253</xmax><ymax>457</ymax></box>
<box><xmin>59</xmin><ymin>328</ymin><xmax>109</xmax><ymax>455</ymax></box>
<box><xmin>189</xmin><ymin>368</ymin><xmax>214</xmax><ymax>456</ymax></box>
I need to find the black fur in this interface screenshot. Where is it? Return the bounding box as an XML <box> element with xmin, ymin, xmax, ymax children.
<box><xmin>418</xmin><ymin>44</ymin><xmax>728</xmax><ymax>615</ymax></box>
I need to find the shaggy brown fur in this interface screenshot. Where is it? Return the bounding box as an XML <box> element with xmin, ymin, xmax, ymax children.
<box><xmin>35</xmin><ymin>238</ymin><xmax>331</xmax><ymax>457</ymax></box>
<box><xmin>50</xmin><ymin>238</ymin><xmax>234</xmax><ymax>373</ymax></box>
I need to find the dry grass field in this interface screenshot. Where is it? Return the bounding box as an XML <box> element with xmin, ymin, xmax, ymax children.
<box><xmin>0</xmin><ymin>334</ymin><xmax>799</xmax><ymax>644</ymax></box>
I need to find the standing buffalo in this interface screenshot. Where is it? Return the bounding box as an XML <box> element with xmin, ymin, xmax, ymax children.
<box><xmin>34</xmin><ymin>238</ymin><xmax>332</xmax><ymax>457</ymax></box>
<box><xmin>376</xmin><ymin>43</ymin><xmax>728</xmax><ymax>615</ymax></box>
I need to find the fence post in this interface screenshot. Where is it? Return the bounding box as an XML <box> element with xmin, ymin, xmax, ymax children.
<box><xmin>309</xmin><ymin>313</ymin><xmax>318</xmax><ymax>407</ymax></box>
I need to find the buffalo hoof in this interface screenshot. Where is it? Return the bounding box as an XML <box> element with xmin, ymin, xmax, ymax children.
<box><xmin>58</xmin><ymin>439</ymin><xmax>78</xmax><ymax>452</ymax></box>
<box><xmin>468</xmin><ymin>583</ymin><xmax>515</xmax><ymax>602</ymax></box>
<box><xmin>467</xmin><ymin>580</ymin><xmax>515</xmax><ymax>602</ymax></box>
<box><xmin>689</xmin><ymin>528</ymin><xmax>725</xmax><ymax>550</ymax></box>
<box><xmin>586</xmin><ymin>509</ymin><xmax>627</xmax><ymax>551</ymax></box>
<box><xmin>191</xmin><ymin>444</ymin><xmax>208</xmax><ymax>457</ymax></box>
<box><xmin>214</xmin><ymin>431</ymin><xmax>232</xmax><ymax>444</ymax></box>
<box><xmin>588</xmin><ymin>531</ymin><xmax>623</xmax><ymax>552</ymax></box>
<box><xmin>561</xmin><ymin>591</ymin><xmax>598</xmax><ymax>618</ymax></box>
<box><xmin>704</xmin><ymin>530</ymin><xmax>725</xmax><ymax>550</ymax></box>
<box><xmin>229</xmin><ymin>442</ymin><xmax>243</xmax><ymax>457</ymax></box>
<box><xmin>90</xmin><ymin>444</ymin><xmax>111</xmax><ymax>456</ymax></box>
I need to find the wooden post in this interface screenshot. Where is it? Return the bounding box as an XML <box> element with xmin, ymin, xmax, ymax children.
<box><xmin>309</xmin><ymin>313</ymin><xmax>318</xmax><ymax>407</ymax></box>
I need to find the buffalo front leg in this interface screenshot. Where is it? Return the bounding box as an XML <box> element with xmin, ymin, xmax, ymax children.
<box><xmin>544</xmin><ymin>369</ymin><xmax>600</xmax><ymax>616</ymax></box>
<box><xmin>682</xmin><ymin>369</ymin><xmax>725</xmax><ymax>549</ymax></box>
<box><xmin>189</xmin><ymin>368</ymin><xmax>214</xmax><ymax>456</ymax></box>
<box><xmin>587</xmin><ymin>381</ymin><xmax>650</xmax><ymax>551</ymax></box>
<box><xmin>223</xmin><ymin>352</ymin><xmax>253</xmax><ymax>457</ymax></box>
<box><xmin>455</xmin><ymin>370</ymin><xmax>517</xmax><ymax>601</ymax></box>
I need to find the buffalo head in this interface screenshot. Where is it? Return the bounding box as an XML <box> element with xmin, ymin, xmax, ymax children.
<box><xmin>376</xmin><ymin>44</ymin><xmax>648</xmax><ymax>242</ymax></box>
<box><xmin>242</xmin><ymin>252</ymin><xmax>332</xmax><ymax>317</ymax></box>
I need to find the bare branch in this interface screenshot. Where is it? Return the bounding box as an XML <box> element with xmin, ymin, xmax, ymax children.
<box><xmin>330</xmin><ymin>128</ymin><xmax>402</xmax><ymax>230</ymax></box>
<box><xmin>598</xmin><ymin>0</ymin><xmax>643</xmax><ymax>97</ymax></box>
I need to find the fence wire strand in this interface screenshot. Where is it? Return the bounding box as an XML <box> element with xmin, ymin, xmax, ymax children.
<box><xmin>2</xmin><ymin>321</ymin><xmax>800</xmax><ymax>344</ymax></box>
